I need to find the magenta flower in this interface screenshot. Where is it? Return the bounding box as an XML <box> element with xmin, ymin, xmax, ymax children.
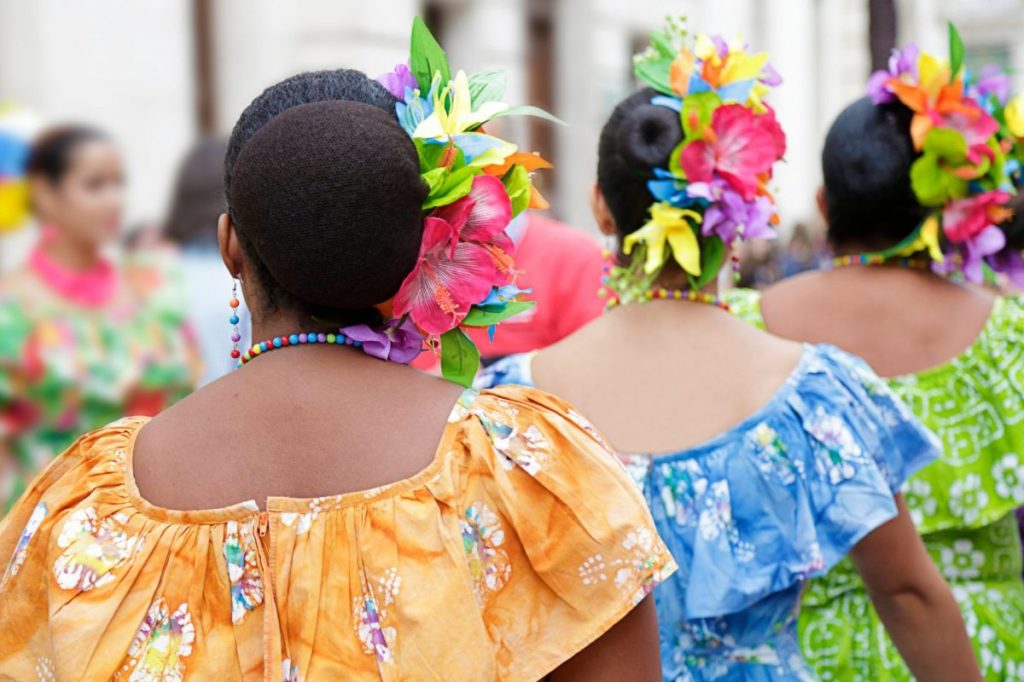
<box><xmin>342</xmin><ymin>318</ymin><xmax>424</xmax><ymax>364</ymax></box>
<box><xmin>433</xmin><ymin>174</ymin><xmax>516</xmax><ymax>283</ymax></box>
<box><xmin>376</xmin><ymin>63</ymin><xmax>418</xmax><ymax>100</ymax></box>
<box><xmin>679</xmin><ymin>104</ymin><xmax>786</xmax><ymax>200</ymax></box>
<box><xmin>942</xmin><ymin>190</ymin><xmax>1011</xmax><ymax>243</ymax></box>
<box><xmin>393</xmin><ymin>175</ymin><xmax>515</xmax><ymax>336</ymax></box>
<box><xmin>688</xmin><ymin>178</ymin><xmax>776</xmax><ymax>244</ymax></box>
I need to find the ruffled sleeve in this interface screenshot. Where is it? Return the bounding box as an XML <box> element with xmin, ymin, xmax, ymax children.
<box><xmin>647</xmin><ymin>345</ymin><xmax>939</xmax><ymax>620</ymax></box>
<box><xmin>474</xmin><ymin>352</ymin><xmax>535</xmax><ymax>389</ymax></box>
<box><xmin>440</xmin><ymin>386</ymin><xmax>677</xmax><ymax>678</ymax></box>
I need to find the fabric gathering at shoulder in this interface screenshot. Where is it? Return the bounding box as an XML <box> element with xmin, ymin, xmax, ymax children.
<box><xmin>0</xmin><ymin>390</ymin><xmax>676</xmax><ymax>681</ymax></box>
<box><xmin>636</xmin><ymin>344</ymin><xmax>939</xmax><ymax>620</ymax></box>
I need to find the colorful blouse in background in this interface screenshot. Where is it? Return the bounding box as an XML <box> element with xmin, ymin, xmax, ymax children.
<box><xmin>478</xmin><ymin>344</ymin><xmax>940</xmax><ymax>681</ymax></box>
<box><xmin>0</xmin><ymin>387</ymin><xmax>675</xmax><ymax>680</ymax></box>
<box><xmin>729</xmin><ymin>289</ymin><xmax>1024</xmax><ymax>681</ymax></box>
<box><xmin>0</xmin><ymin>247</ymin><xmax>200</xmax><ymax>513</ymax></box>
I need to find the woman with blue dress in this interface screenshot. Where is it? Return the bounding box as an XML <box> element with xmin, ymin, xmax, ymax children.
<box><xmin>478</xmin><ymin>23</ymin><xmax>979</xmax><ymax>681</ymax></box>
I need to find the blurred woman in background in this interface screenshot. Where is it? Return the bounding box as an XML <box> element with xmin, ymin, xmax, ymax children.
<box><xmin>0</xmin><ymin>125</ymin><xmax>199</xmax><ymax>513</ymax></box>
<box><xmin>163</xmin><ymin>138</ymin><xmax>250</xmax><ymax>386</ymax></box>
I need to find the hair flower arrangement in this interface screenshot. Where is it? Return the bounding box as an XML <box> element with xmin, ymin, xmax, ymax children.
<box><xmin>0</xmin><ymin>104</ymin><xmax>35</xmax><ymax>233</ymax></box>
<box><xmin>379</xmin><ymin>18</ymin><xmax>561</xmax><ymax>385</ymax></box>
<box><xmin>610</xmin><ymin>17</ymin><xmax>785</xmax><ymax>304</ymax></box>
<box><xmin>866</xmin><ymin>23</ymin><xmax>1022</xmax><ymax>283</ymax></box>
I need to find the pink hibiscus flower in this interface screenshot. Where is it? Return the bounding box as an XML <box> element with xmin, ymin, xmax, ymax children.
<box><xmin>393</xmin><ymin>175</ymin><xmax>515</xmax><ymax>336</ymax></box>
<box><xmin>679</xmin><ymin>104</ymin><xmax>786</xmax><ymax>200</ymax></box>
<box><xmin>942</xmin><ymin>190</ymin><xmax>1012</xmax><ymax>243</ymax></box>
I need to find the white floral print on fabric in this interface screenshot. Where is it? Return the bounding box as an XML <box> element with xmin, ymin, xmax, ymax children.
<box><xmin>940</xmin><ymin>539</ymin><xmax>986</xmax><ymax>581</ymax></box>
<box><xmin>806</xmin><ymin>410</ymin><xmax>864</xmax><ymax>485</ymax></box>
<box><xmin>948</xmin><ymin>475</ymin><xmax>990</xmax><ymax>526</ymax></box>
<box><xmin>750</xmin><ymin>423</ymin><xmax>803</xmax><ymax>485</ymax></box>
<box><xmin>354</xmin><ymin>568</ymin><xmax>401</xmax><ymax>663</ymax></box>
<box><xmin>1</xmin><ymin>501</ymin><xmax>47</xmax><ymax>591</ymax></box>
<box><xmin>223</xmin><ymin>520</ymin><xmax>264</xmax><ymax>624</ymax></box>
<box><xmin>281</xmin><ymin>660</ymin><xmax>303</xmax><ymax>682</ymax></box>
<box><xmin>118</xmin><ymin>598</ymin><xmax>195</xmax><ymax>682</ymax></box>
<box><xmin>579</xmin><ymin>526</ymin><xmax>677</xmax><ymax>606</ymax></box>
<box><xmin>35</xmin><ymin>657</ymin><xmax>55</xmax><ymax>682</ymax></box>
<box><xmin>280</xmin><ymin>497</ymin><xmax>329</xmax><ymax>536</ymax></box>
<box><xmin>53</xmin><ymin>507</ymin><xmax>142</xmax><ymax>592</ymax></box>
<box><xmin>461</xmin><ymin>502</ymin><xmax>511</xmax><ymax>604</ymax></box>
<box><xmin>992</xmin><ymin>453</ymin><xmax>1024</xmax><ymax>499</ymax></box>
<box><xmin>474</xmin><ymin>400</ymin><xmax>550</xmax><ymax>475</ymax></box>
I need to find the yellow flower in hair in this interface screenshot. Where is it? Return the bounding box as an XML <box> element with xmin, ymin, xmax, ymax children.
<box><xmin>623</xmin><ymin>202</ymin><xmax>704</xmax><ymax>276</ymax></box>
<box><xmin>1007</xmin><ymin>94</ymin><xmax>1024</xmax><ymax>138</ymax></box>
<box><xmin>897</xmin><ymin>214</ymin><xmax>945</xmax><ymax>263</ymax></box>
<box><xmin>413</xmin><ymin>70</ymin><xmax>509</xmax><ymax>142</ymax></box>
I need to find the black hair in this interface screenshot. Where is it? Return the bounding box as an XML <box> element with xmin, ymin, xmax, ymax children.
<box><xmin>224</xmin><ymin>69</ymin><xmax>427</xmax><ymax>321</ymax></box>
<box><xmin>597</xmin><ymin>88</ymin><xmax>683</xmax><ymax>238</ymax></box>
<box><xmin>164</xmin><ymin>137</ymin><xmax>228</xmax><ymax>248</ymax></box>
<box><xmin>26</xmin><ymin>124</ymin><xmax>109</xmax><ymax>184</ymax></box>
<box><xmin>821</xmin><ymin>97</ymin><xmax>929</xmax><ymax>250</ymax></box>
<box><xmin>999</xmin><ymin>191</ymin><xmax>1024</xmax><ymax>250</ymax></box>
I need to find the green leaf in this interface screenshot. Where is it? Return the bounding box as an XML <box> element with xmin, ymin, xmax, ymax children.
<box><xmin>948</xmin><ymin>22</ymin><xmax>965</xmax><ymax>78</ymax></box>
<box><xmin>681</xmin><ymin>92</ymin><xmax>721</xmax><ymax>140</ymax></box>
<box><xmin>410</xmin><ymin>16</ymin><xmax>451</xmax><ymax>92</ymax></box>
<box><xmin>423</xmin><ymin>167</ymin><xmax>477</xmax><ymax>210</ymax></box>
<box><xmin>468</xmin><ymin>70</ymin><xmax>507</xmax><ymax>108</ymax></box>
<box><xmin>910</xmin><ymin>155</ymin><xmax>967</xmax><ymax>207</ymax></box>
<box><xmin>649</xmin><ymin>28</ymin><xmax>678</xmax><ymax>60</ymax></box>
<box><xmin>691</xmin><ymin>235</ymin><xmax>725</xmax><ymax>289</ymax></box>
<box><xmin>667</xmin><ymin>139</ymin><xmax>687</xmax><ymax>178</ymax></box>
<box><xmin>502</xmin><ymin>164</ymin><xmax>531</xmax><ymax>217</ymax></box>
<box><xmin>421</xmin><ymin>167</ymin><xmax>448</xmax><ymax>193</ymax></box>
<box><xmin>415</xmin><ymin>139</ymin><xmax>449</xmax><ymax>173</ymax></box>
<box><xmin>634</xmin><ymin>57</ymin><xmax>675</xmax><ymax>96</ymax></box>
<box><xmin>922</xmin><ymin>126</ymin><xmax>967</xmax><ymax>160</ymax></box>
<box><xmin>440</xmin><ymin>327</ymin><xmax>480</xmax><ymax>387</ymax></box>
<box><xmin>492</xmin><ymin>105</ymin><xmax>566</xmax><ymax>126</ymax></box>
<box><xmin>462</xmin><ymin>301</ymin><xmax>535</xmax><ymax>327</ymax></box>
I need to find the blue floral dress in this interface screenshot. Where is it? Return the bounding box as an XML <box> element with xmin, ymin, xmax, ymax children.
<box><xmin>477</xmin><ymin>344</ymin><xmax>941</xmax><ymax>681</ymax></box>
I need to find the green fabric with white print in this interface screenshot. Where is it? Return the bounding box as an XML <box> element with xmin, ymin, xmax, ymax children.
<box><xmin>727</xmin><ymin>289</ymin><xmax>1024</xmax><ymax>681</ymax></box>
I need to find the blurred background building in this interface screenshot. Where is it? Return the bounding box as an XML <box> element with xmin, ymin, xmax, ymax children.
<box><xmin>1</xmin><ymin>0</ymin><xmax>1022</xmax><ymax>270</ymax></box>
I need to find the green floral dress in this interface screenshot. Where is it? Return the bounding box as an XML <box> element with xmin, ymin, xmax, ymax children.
<box><xmin>0</xmin><ymin>254</ymin><xmax>200</xmax><ymax>513</ymax></box>
<box><xmin>728</xmin><ymin>289</ymin><xmax>1024</xmax><ymax>681</ymax></box>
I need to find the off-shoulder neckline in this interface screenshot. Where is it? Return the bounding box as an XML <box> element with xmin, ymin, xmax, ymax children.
<box><xmin>120</xmin><ymin>388</ymin><xmax>480</xmax><ymax>524</ymax></box>
<box><xmin>517</xmin><ymin>344</ymin><xmax>818</xmax><ymax>461</ymax></box>
<box><xmin>746</xmin><ymin>289</ymin><xmax>1007</xmax><ymax>381</ymax></box>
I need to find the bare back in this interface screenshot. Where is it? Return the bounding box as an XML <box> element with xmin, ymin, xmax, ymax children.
<box><xmin>531</xmin><ymin>301</ymin><xmax>805</xmax><ymax>455</ymax></box>
<box><xmin>132</xmin><ymin>348</ymin><xmax>466</xmax><ymax>511</ymax></box>
<box><xmin>759</xmin><ymin>268</ymin><xmax>995</xmax><ymax>378</ymax></box>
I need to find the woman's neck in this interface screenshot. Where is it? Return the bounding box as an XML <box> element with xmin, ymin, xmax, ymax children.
<box><xmin>40</xmin><ymin>231</ymin><xmax>101</xmax><ymax>271</ymax></box>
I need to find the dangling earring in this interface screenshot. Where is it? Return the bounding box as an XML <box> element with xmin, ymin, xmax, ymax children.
<box><xmin>229</xmin><ymin>279</ymin><xmax>242</xmax><ymax>360</ymax></box>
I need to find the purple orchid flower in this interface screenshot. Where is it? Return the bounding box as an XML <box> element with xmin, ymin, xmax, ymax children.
<box><xmin>961</xmin><ymin>225</ymin><xmax>1005</xmax><ymax>283</ymax></box>
<box><xmin>341</xmin><ymin>318</ymin><xmax>425</xmax><ymax>364</ymax></box>
<box><xmin>376</xmin><ymin>63</ymin><xmax>418</xmax><ymax>100</ymax></box>
<box><xmin>867</xmin><ymin>44</ymin><xmax>919</xmax><ymax>104</ymax></box>
<box><xmin>988</xmin><ymin>248</ymin><xmax>1024</xmax><ymax>289</ymax></box>
<box><xmin>687</xmin><ymin>179</ymin><xmax>777</xmax><ymax>244</ymax></box>
<box><xmin>760</xmin><ymin>63</ymin><xmax>783</xmax><ymax>87</ymax></box>
<box><xmin>968</xmin><ymin>64</ymin><xmax>1011</xmax><ymax>107</ymax></box>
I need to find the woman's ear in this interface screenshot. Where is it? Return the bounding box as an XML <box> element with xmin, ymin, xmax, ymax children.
<box><xmin>816</xmin><ymin>186</ymin><xmax>829</xmax><ymax>225</ymax></box>
<box><xmin>218</xmin><ymin>213</ymin><xmax>244</xmax><ymax>279</ymax></box>
<box><xmin>590</xmin><ymin>184</ymin><xmax>617</xmax><ymax>237</ymax></box>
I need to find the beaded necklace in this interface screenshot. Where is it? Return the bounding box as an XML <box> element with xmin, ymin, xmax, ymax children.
<box><xmin>604</xmin><ymin>287</ymin><xmax>731</xmax><ymax>312</ymax></box>
<box><xmin>237</xmin><ymin>330</ymin><xmax>363</xmax><ymax>366</ymax></box>
<box><xmin>831</xmin><ymin>253</ymin><xmax>931</xmax><ymax>270</ymax></box>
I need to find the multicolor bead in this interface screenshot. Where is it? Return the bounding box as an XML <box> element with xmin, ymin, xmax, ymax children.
<box><xmin>605</xmin><ymin>287</ymin><xmax>731</xmax><ymax>312</ymax></box>
<box><xmin>831</xmin><ymin>253</ymin><xmax>931</xmax><ymax>270</ymax></box>
<box><xmin>237</xmin><ymin>329</ymin><xmax>356</xmax><ymax>366</ymax></box>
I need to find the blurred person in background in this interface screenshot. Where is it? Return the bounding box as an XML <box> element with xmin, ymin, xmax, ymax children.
<box><xmin>0</xmin><ymin>125</ymin><xmax>200</xmax><ymax>513</ymax></box>
<box><xmin>778</xmin><ymin>222</ymin><xmax>825</xmax><ymax>278</ymax></box>
<box><xmin>163</xmin><ymin>138</ymin><xmax>250</xmax><ymax>386</ymax></box>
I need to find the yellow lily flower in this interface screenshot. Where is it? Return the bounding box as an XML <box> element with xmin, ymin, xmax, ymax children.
<box><xmin>623</xmin><ymin>202</ymin><xmax>704</xmax><ymax>276</ymax></box>
<box><xmin>897</xmin><ymin>214</ymin><xmax>945</xmax><ymax>262</ymax></box>
<box><xmin>413</xmin><ymin>70</ymin><xmax>509</xmax><ymax>141</ymax></box>
<box><xmin>1007</xmin><ymin>94</ymin><xmax>1024</xmax><ymax>138</ymax></box>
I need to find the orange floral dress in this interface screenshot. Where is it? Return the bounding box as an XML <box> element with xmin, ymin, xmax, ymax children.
<box><xmin>0</xmin><ymin>386</ymin><xmax>676</xmax><ymax>681</ymax></box>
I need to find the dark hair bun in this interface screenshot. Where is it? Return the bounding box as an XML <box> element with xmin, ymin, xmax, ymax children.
<box><xmin>229</xmin><ymin>100</ymin><xmax>427</xmax><ymax>310</ymax></box>
<box><xmin>617</xmin><ymin>102</ymin><xmax>682</xmax><ymax>169</ymax></box>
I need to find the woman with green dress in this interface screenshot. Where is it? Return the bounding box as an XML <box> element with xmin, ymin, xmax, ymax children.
<box><xmin>728</xmin><ymin>35</ymin><xmax>1024</xmax><ymax>680</ymax></box>
<box><xmin>0</xmin><ymin>125</ymin><xmax>200</xmax><ymax>513</ymax></box>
